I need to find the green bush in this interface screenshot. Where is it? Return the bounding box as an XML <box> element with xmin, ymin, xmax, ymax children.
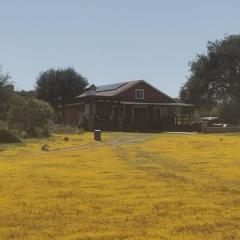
<box><xmin>50</xmin><ymin>124</ymin><xmax>83</xmax><ymax>134</ymax></box>
<box><xmin>0</xmin><ymin>127</ymin><xmax>20</xmax><ymax>144</ymax></box>
<box><xmin>7</xmin><ymin>97</ymin><xmax>54</xmax><ymax>137</ymax></box>
<box><xmin>0</xmin><ymin>120</ymin><xmax>7</xmax><ymax>129</ymax></box>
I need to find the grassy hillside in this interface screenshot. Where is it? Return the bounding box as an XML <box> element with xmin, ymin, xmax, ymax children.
<box><xmin>0</xmin><ymin>132</ymin><xmax>239</xmax><ymax>239</ymax></box>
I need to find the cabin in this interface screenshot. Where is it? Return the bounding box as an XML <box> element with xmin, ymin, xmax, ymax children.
<box><xmin>64</xmin><ymin>80</ymin><xmax>194</xmax><ymax>131</ymax></box>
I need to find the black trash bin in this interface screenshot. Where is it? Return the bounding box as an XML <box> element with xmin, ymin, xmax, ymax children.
<box><xmin>94</xmin><ymin>130</ymin><xmax>101</xmax><ymax>141</ymax></box>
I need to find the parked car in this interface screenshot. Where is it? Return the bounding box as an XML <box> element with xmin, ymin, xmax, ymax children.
<box><xmin>200</xmin><ymin>117</ymin><xmax>220</xmax><ymax>126</ymax></box>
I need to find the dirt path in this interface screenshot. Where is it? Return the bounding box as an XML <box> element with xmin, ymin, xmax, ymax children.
<box><xmin>0</xmin><ymin>133</ymin><xmax>156</xmax><ymax>159</ymax></box>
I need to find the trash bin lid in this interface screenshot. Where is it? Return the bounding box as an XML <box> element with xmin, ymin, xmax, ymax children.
<box><xmin>94</xmin><ymin>130</ymin><xmax>101</xmax><ymax>132</ymax></box>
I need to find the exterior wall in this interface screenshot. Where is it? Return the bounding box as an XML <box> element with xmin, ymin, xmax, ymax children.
<box><xmin>64</xmin><ymin>104</ymin><xmax>83</xmax><ymax>124</ymax></box>
<box><xmin>96</xmin><ymin>102</ymin><xmax>112</xmax><ymax>117</ymax></box>
<box><xmin>117</xmin><ymin>82</ymin><xmax>175</xmax><ymax>103</ymax></box>
<box><xmin>94</xmin><ymin>102</ymin><xmax>113</xmax><ymax>130</ymax></box>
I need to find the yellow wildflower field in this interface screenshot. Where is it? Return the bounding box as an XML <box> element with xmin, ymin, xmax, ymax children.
<box><xmin>0</xmin><ymin>132</ymin><xmax>240</xmax><ymax>240</ymax></box>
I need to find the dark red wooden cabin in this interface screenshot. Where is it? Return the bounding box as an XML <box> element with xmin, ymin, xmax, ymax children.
<box><xmin>64</xmin><ymin>80</ymin><xmax>194</xmax><ymax>131</ymax></box>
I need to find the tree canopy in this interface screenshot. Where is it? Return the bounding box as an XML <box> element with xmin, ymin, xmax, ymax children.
<box><xmin>180</xmin><ymin>34</ymin><xmax>240</xmax><ymax>123</ymax></box>
<box><xmin>36</xmin><ymin>68</ymin><xmax>88</xmax><ymax>121</ymax></box>
<box><xmin>0</xmin><ymin>69</ymin><xmax>14</xmax><ymax>120</ymax></box>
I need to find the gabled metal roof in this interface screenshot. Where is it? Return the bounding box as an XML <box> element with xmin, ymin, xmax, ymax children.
<box><xmin>96</xmin><ymin>82</ymin><xmax>127</xmax><ymax>92</ymax></box>
<box><xmin>77</xmin><ymin>80</ymin><xmax>141</xmax><ymax>98</ymax></box>
<box><xmin>77</xmin><ymin>79</ymin><xmax>175</xmax><ymax>103</ymax></box>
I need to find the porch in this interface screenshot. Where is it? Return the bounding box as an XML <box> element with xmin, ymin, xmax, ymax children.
<box><xmin>80</xmin><ymin>98</ymin><xmax>194</xmax><ymax>132</ymax></box>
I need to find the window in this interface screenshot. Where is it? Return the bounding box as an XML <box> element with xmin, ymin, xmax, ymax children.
<box><xmin>135</xmin><ymin>89</ymin><xmax>144</xmax><ymax>99</ymax></box>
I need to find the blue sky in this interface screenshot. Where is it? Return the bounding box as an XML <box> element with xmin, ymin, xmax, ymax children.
<box><xmin>0</xmin><ymin>0</ymin><xmax>239</xmax><ymax>97</ymax></box>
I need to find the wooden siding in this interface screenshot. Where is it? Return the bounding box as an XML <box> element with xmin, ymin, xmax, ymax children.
<box><xmin>117</xmin><ymin>82</ymin><xmax>174</xmax><ymax>103</ymax></box>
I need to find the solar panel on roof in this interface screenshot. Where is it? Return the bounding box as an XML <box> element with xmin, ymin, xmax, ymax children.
<box><xmin>96</xmin><ymin>82</ymin><xmax>127</xmax><ymax>92</ymax></box>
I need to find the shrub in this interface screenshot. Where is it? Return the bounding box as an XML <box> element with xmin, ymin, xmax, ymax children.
<box><xmin>78</xmin><ymin>127</ymin><xmax>85</xmax><ymax>134</ymax></box>
<box><xmin>50</xmin><ymin>124</ymin><xmax>82</xmax><ymax>134</ymax></box>
<box><xmin>0</xmin><ymin>120</ymin><xmax>7</xmax><ymax>129</ymax></box>
<box><xmin>7</xmin><ymin>97</ymin><xmax>54</xmax><ymax>137</ymax></box>
<box><xmin>0</xmin><ymin>127</ymin><xmax>20</xmax><ymax>144</ymax></box>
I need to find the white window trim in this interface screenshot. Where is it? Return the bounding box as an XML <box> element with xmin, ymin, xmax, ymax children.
<box><xmin>135</xmin><ymin>89</ymin><xmax>144</xmax><ymax>100</ymax></box>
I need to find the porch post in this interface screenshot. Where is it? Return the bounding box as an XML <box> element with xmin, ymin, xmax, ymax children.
<box><xmin>117</xmin><ymin>101</ymin><xmax>123</xmax><ymax>131</ymax></box>
<box><xmin>146</xmin><ymin>106</ymin><xmax>150</xmax><ymax>127</ymax></box>
<box><xmin>131</xmin><ymin>105</ymin><xmax>134</xmax><ymax>129</ymax></box>
<box><xmin>88</xmin><ymin>99</ymin><xmax>96</xmax><ymax>131</ymax></box>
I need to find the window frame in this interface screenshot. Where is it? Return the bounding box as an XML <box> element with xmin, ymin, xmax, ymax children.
<box><xmin>135</xmin><ymin>89</ymin><xmax>145</xmax><ymax>100</ymax></box>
